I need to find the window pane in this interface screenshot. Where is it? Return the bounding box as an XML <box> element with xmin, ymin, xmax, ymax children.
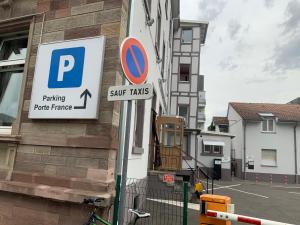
<box><xmin>213</xmin><ymin>146</ymin><xmax>222</xmax><ymax>154</ymax></box>
<box><xmin>135</xmin><ymin>100</ymin><xmax>145</xmax><ymax>148</ymax></box>
<box><xmin>175</xmin><ymin>131</ymin><xmax>181</xmax><ymax>145</ymax></box>
<box><xmin>262</xmin><ymin>120</ymin><xmax>268</xmax><ymax>131</ymax></box>
<box><xmin>182</xmin><ymin>28</ymin><xmax>192</xmax><ymax>43</ymax></box>
<box><xmin>178</xmin><ymin>105</ymin><xmax>188</xmax><ymax>121</ymax></box>
<box><xmin>204</xmin><ymin>145</ymin><xmax>211</xmax><ymax>153</ymax></box>
<box><xmin>268</xmin><ymin>119</ymin><xmax>274</xmax><ymax>131</ymax></box>
<box><xmin>0</xmin><ymin>71</ymin><xmax>22</xmax><ymax>126</ymax></box>
<box><xmin>179</xmin><ymin>64</ymin><xmax>190</xmax><ymax>81</ymax></box>
<box><xmin>261</xmin><ymin>149</ymin><xmax>277</xmax><ymax>166</ymax></box>
<box><xmin>183</xmin><ymin>135</ymin><xmax>188</xmax><ymax>154</ymax></box>
<box><xmin>0</xmin><ymin>38</ymin><xmax>27</xmax><ymax>61</ymax></box>
<box><xmin>164</xmin><ymin>130</ymin><xmax>174</xmax><ymax>146</ymax></box>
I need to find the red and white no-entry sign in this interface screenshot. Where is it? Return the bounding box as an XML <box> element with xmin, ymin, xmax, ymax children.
<box><xmin>120</xmin><ymin>37</ymin><xmax>149</xmax><ymax>85</ymax></box>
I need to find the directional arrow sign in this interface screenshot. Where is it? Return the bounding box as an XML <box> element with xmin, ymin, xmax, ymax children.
<box><xmin>28</xmin><ymin>37</ymin><xmax>105</xmax><ymax>119</ymax></box>
<box><xmin>74</xmin><ymin>89</ymin><xmax>92</xmax><ymax>109</ymax></box>
<box><xmin>107</xmin><ymin>83</ymin><xmax>153</xmax><ymax>101</ymax></box>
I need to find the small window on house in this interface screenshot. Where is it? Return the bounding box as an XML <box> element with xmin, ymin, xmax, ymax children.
<box><xmin>204</xmin><ymin>145</ymin><xmax>212</xmax><ymax>154</ymax></box>
<box><xmin>261</xmin><ymin>149</ymin><xmax>277</xmax><ymax>167</ymax></box>
<box><xmin>155</xmin><ymin>4</ymin><xmax>162</xmax><ymax>56</ymax></box>
<box><xmin>133</xmin><ymin>100</ymin><xmax>145</xmax><ymax>152</ymax></box>
<box><xmin>181</xmin><ymin>28</ymin><xmax>192</xmax><ymax>43</ymax></box>
<box><xmin>179</xmin><ymin>64</ymin><xmax>190</xmax><ymax>82</ymax></box>
<box><xmin>178</xmin><ymin>105</ymin><xmax>188</xmax><ymax>122</ymax></box>
<box><xmin>262</xmin><ymin>118</ymin><xmax>275</xmax><ymax>132</ymax></box>
<box><xmin>0</xmin><ymin>34</ymin><xmax>27</xmax><ymax>133</ymax></box>
<box><xmin>213</xmin><ymin>145</ymin><xmax>222</xmax><ymax>154</ymax></box>
<box><xmin>203</xmin><ymin>141</ymin><xmax>224</xmax><ymax>155</ymax></box>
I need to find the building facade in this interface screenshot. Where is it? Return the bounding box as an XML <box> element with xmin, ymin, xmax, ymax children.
<box><xmin>0</xmin><ymin>0</ymin><xmax>179</xmax><ymax>224</ymax></box>
<box><xmin>169</xmin><ymin>20</ymin><xmax>208</xmax><ymax>170</ymax></box>
<box><xmin>198</xmin><ymin>131</ymin><xmax>234</xmax><ymax>181</ymax></box>
<box><xmin>228</xmin><ymin>102</ymin><xmax>300</xmax><ymax>184</ymax></box>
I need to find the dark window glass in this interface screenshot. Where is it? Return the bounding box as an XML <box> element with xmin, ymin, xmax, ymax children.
<box><xmin>180</xmin><ymin>64</ymin><xmax>190</xmax><ymax>81</ymax></box>
<box><xmin>178</xmin><ymin>105</ymin><xmax>188</xmax><ymax>122</ymax></box>
<box><xmin>135</xmin><ymin>100</ymin><xmax>145</xmax><ymax>148</ymax></box>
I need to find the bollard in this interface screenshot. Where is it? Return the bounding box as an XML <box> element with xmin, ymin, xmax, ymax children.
<box><xmin>269</xmin><ymin>175</ymin><xmax>272</xmax><ymax>184</ymax></box>
<box><xmin>284</xmin><ymin>176</ymin><xmax>288</xmax><ymax>185</ymax></box>
<box><xmin>255</xmin><ymin>174</ymin><xmax>258</xmax><ymax>184</ymax></box>
<box><xmin>200</xmin><ymin>194</ymin><xmax>231</xmax><ymax>225</ymax></box>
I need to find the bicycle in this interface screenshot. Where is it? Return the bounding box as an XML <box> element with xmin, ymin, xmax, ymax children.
<box><xmin>83</xmin><ymin>197</ymin><xmax>150</xmax><ymax>225</ymax></box>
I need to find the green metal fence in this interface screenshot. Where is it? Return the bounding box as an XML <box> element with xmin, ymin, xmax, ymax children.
<box><xmin>113</xmin><ymin>176</ymin><xmax>189</xmax><ymax>225</ymax></box>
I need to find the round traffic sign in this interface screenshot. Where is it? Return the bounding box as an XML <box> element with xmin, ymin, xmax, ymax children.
<box><xmin>120</xmin><ymin>37</ymin><xmax>148</xmax><ymax>85</ymax></box>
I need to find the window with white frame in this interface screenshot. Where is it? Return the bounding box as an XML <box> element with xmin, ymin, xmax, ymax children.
<box><xmin>181</xmin><ymin>28</ymin><xmax>192</xmax><ymax>43</ymax></box>
<box><xmin>203</xmin><ymin>141</ymin><xmax>224</xmax><ymax>155</ymax></box>
<box><xmin>178</xmin><ymin>105</ymin><xmax>188</xmax><ymax>123</ymax></box>
<box><xmin>261</xmin><ymin>149</ymin><xmax>277</xmax><ymax>167</ymax></box>
<box><xmin>0</xmin><ymin>33</ymin><xmax>27</xmax><ymax>134</ymax></box>
<box><xmin>261</xmin><ymin>118</ymin><xmax>275</xmax><ymax>132</ymax></box>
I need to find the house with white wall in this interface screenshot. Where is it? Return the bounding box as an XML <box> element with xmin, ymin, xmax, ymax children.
<box><xmin>124</xmin><ymin>0</ymin><xmax>179</xmax><ymax>179</ymax></box>
<box><xmin>169</xmin><ymin>20</ymin><xmax>208</xmax><ymax>172</ymax></box>
<box><xmin>198</xmin><ymin>131</ymin><xmax>234</xmax><ymax>180</ymax></box>
<box><xmin>228</xmin><ymin>102</ymin><xmax>300</xmax><ymax>184</ymax></box>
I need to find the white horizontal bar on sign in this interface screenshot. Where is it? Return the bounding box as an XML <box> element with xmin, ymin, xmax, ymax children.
<box><xmin>107</xmin><ymin>83</ymin><xmax>153</xmax><ymax>101</ymax></box>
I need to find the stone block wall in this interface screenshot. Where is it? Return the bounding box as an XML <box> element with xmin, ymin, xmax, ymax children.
<box><xmin>0</xmin><ymin>0</ymin><xmax>129</xmax><ymax>223</ymax></box>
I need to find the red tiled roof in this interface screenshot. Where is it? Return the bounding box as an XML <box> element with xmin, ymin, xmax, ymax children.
<box><xmin>212</xmin><ymin>116</ymin><xmax>229</xmax><ymax>125</ymax></box>
<box><xmin>230</xmin><ymin>102</ymin><xmax>300</xmax><ymax>121</ymax></box>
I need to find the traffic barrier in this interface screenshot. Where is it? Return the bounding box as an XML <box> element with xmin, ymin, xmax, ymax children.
<box><xmin>200</xmin><ymin>194</ymin><xmax>232</xmax><ymax>225</ymax></box>
<box><xmin>207</xmin><ymin>210</ymin><xmax>295</xmax><ymax>225</ymax></box>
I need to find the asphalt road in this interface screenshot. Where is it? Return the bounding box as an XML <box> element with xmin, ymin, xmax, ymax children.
<box><xmin>140</xmin><ymin>179</ymin><xmax>300</xmax><ymax>225</ymax></box>
<box><xmin>190</xmin><ymin>179</ymin><xmax>300</xmax><ymax>225</ymax></box>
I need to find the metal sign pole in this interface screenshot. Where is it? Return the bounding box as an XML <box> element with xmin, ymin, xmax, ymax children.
<box><xmin>118</xmin><ymin>99</ymin><xmax>132</xmax><ymax>225</ymax></box>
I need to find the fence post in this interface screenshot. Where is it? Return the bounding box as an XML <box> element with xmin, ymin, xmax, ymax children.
<box><xmin>112</xmin><ymin>174</ymin><xmax>121</xmax><ymax>225</ymax></box>
<box><xmin>183</xmin><ymin>181</ymin><xmax>188</xmax><ymax>225</ymax></box>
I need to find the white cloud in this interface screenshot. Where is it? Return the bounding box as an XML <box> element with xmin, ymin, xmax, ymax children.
<box><xmin>181</xmin><ymin>0</ymin><xmax>299</xmax><ymax>128</ymax></box>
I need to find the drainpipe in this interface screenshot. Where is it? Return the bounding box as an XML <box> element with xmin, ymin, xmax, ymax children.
<box><xmin>294</xmin><ymin>122</ymin><xmax>298</xmax><ymax>184</ymax></box>
<box><xmin>243</xmin><ymin>121</ymin><xmax>247</xmax><ymax>180</ymax></box>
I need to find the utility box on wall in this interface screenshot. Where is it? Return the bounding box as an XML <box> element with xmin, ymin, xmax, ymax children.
<box><xmin>213</xmin><ymin>158</ymin><xmax>222</xmax><ymax>180</ymax></box>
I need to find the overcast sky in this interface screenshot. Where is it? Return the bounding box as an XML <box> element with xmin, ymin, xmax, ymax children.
<box><xmin>181</xmin><ymin>0</ymin><xmax>300</xmax><ymax>127</ymax></box>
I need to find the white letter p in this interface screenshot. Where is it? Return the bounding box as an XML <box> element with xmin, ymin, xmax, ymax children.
<box><xmin>57</xmin><ymin>55</ymin><xmax>75</xmax><ymax>81</ymax></box>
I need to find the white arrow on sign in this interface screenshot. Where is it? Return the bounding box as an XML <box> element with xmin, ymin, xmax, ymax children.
<box><xmin>107</xmin><ymin>83</ymin><xmax>153</xmax><ymax>101</ymax></box>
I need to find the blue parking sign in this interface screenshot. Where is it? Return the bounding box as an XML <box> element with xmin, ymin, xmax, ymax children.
<box><xmin>48</xmin><ymin>47</ymin><xmax>85</xmax><ymax>88</ymax></box>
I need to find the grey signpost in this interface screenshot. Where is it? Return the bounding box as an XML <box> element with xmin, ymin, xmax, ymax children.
<box><xmin>108</xmin><ymin>37</ymin><xmax>151</xmax><ymax>225</ymax></box>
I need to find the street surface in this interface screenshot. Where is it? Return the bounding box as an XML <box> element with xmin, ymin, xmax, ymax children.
<box><xmin>145</xmin><ymin>179</ymin><xmax>300</xmax><ymax>225</ymax></box>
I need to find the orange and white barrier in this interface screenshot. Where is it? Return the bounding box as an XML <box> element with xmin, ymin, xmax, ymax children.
<box><xmin>207</xmin><ymin>210</ymin><xmax>294</xmax><ymax>225</ymax></box>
